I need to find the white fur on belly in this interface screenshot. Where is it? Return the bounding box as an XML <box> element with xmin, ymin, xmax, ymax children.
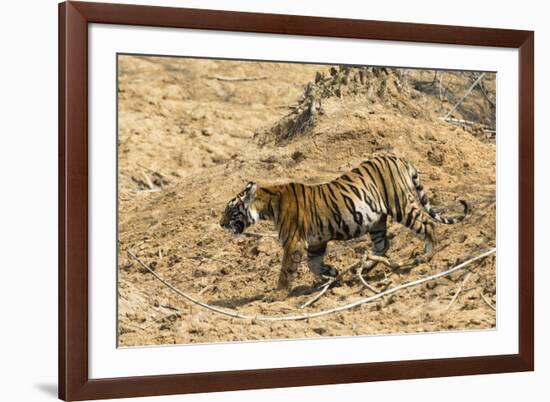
<box><xmin>248</xmin><ymin>207</ymin><xmax>259</xmax><ymax>223</ymax></box>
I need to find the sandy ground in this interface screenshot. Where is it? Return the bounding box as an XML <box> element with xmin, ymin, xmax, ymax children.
<box><xmin>117</xmin><ymin>55</ymin><xmax>496</xmax><ymax>347</ymax></box>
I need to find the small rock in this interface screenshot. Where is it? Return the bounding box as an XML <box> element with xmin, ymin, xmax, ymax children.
<box><xmin>291</xmin><ymin>150</ymin><xmax>305</xmax><ymax>163</ymax></box>
<box><xmin>425</xmin><ymin>131</ymin><xmax>436</xmax><ymax>141</ymax></box>
<box><xmin>470</xmin><ymin>318</ymin><xmax>481</xmax><ymax>325</ymax></box>
<box><xmin>426</xmin><ymin>281</ymin><xmax>438</xmax><ymax>290</ymax></box>
<box><xmin>313</xmin><ymin>327</ymin><xmax>327</xmax><ymax>336</ymax></box>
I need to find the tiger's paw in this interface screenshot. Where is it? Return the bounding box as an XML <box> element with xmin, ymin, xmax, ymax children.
<box><xmin>320</xmin><ymin>264</ymin><xmax>338</xmax><ymax>278</ymax></box>
<box><xmin>262</xmin><ymin>289</ymin><xmax>289</xmax><ymax>303</ymax></box>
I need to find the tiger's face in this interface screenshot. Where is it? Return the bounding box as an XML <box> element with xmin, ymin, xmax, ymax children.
<box><xmin>220</xmin><ymin>182</ymin><xmax>258</xmax><ymax>235</ymax></box>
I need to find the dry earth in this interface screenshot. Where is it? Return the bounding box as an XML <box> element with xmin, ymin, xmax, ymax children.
<box><xmin>117</xmin><ymin>55</ymin><xmax>496</xmax><ymax>347</ymax></box>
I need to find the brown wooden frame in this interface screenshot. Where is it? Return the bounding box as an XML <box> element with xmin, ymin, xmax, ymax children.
<box><xmin>59</xmin><ymin>1</ymin><xmax>534</xmax><ymax>400</ymax></box>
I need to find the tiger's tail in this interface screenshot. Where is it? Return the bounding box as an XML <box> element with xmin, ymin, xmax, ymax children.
<box><xmin>409</xmin><ymin>166</ymin><xmax>469</xmax><ymax>224</ymax></box>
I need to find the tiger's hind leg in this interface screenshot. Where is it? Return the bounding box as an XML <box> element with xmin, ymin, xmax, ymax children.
<box><xmin>307</xmin><ymin>242</ymin><xmax>338</xmax><ymax>278</ymax></box>
<box><xmin>369</xmin><ymin>215</ymin><xmax>390</xmax><ymax>256</ymax></box>
<box><xmin>402</xmin><ymin>199</ymin><xmax>435</xmax><ymax>258</ymax></box>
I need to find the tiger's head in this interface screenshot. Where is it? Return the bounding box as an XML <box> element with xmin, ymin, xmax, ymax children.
<box><xmin>220</xmin><ymin>182</ymin><xmax>259</xmax><ymax>235</ymax></box>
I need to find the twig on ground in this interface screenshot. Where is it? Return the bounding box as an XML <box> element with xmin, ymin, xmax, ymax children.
<box><xmin>128</xmin><ymin>249</ymin><xmax>260</xmax><ymax>321</ymax></box>
<box><xmin>444</xmin><ymin>117</ymin><xmax>482</xmax><ymax>126</ymax></box>
<box><xmin>442</xmin><ymin>117</ymin><xmax>496</xmax><ymax>137</ymax></box>
<box><xmin>133</xmin><ymin>188</ymin><xmax>163</xmax><ymax>193</ymax></box>
<box><xmin>356</xmin><ymin>253</ymin><xmax>384</xmax><ymax>294</ymax></box>
<box><xmin>300</xmin><ymin>283</ymin><xmax>331</xmax><ymax>309</ymax></box>
<box><xmin>443</xmin><ymin>117</ymin><xmax>492</xmax><ymax>129</ymax></box>
<box><xmin>481</xmin><ymin>292</ymin><xmax>496</xmax><ymax>311</ymax></box>
<box><xmin>159</xmin><ymin>304</ymin><xmax>180</xmax><ymax>312</ymax></box>
<box><xmin>198</xmin><ymin>284</ymin><xmax>216</xmax><ymax>296</ymax></box>
<box><xmin>141</xmin><ymin>170</ymin><xmax>154</xmax><ymax>190</ymax></box>
<box><xmin>444</xmin><ymin>272</ymin><xmax>472</xmax><ymax>313</ymax></box>
<box><xmin>357</xmin><ymin>270</ymin><xmax>381</xmax><ymax>294</ymax></box>
<box><xmin>205</xmin><ymin>75</ymin><xmax>269</xmax><ymax>82</ymax></box>
<box><xmin>127</xmin><ymin>247</ymin><xmax>495</xmax><ymax>321</ymax></box>
<box><xmin>122</xmin><ymin>322</ymin><xmax>148</xmax><ymax>332</ymax></box>
<box><xmin>364</xmin><ymin>253</ymin><xmax>408</xmax><ymax>269</ymax></box>
<box><xmin>357</xmin><ymin>274</ymin><xmax>381</xmax><ymax>294</ymax></box>
<box><xmin>138</xmin><ymin>163</ymin><xmax>165</xmax><ymax>189</ymax></box>
<box><xmin>243</xmin><ymin>231</ymin><xmax>278</xmax><ymax>239</ymax></box>
<box><xmin>137</xmin><ymin>163</ymin><xmax>164</xmax><ymax>178</ymax></box>
<box><xmin>300</xmin><ymin>260</ymin><xmax>363</xmax><ymax>309</ymax></box>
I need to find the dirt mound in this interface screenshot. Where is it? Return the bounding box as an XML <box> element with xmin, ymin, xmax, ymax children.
<box><xmin>117</xmin><ymin>56</ymin><xmax>496</xmax><ymax>347</ymax></box>
<box><xmin>268</xmin><ymin>66</ymin><xmax>415</xmax><ymax>141</ymax></box>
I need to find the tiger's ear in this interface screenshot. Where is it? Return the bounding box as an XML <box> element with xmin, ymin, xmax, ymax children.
<box><xmin>243</xmin><ymin>181</ymin><xmax>257</xmax><ymax>203</ymax></box>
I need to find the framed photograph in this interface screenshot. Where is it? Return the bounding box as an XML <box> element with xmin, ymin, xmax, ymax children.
<box><xmin>59</xmin><ymin>1</ymin><xmax>534</xmax><ymax>400</ymax></box>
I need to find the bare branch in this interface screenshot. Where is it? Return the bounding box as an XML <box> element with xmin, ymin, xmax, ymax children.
<box><xmin>243</xmin><ymin>231</ymin><xmax>278</xmax><ymax>239</ymax></box>
<box><xmin>127</xmin><ymin>248</ymin><xmax>495</xmax><ymax>322</ymax></box>
<box><xmin>443</xmin><ymin>117</ymin><xmax>491</xmax><ymax>128</ymax></box>
<box><xmin>198</xmin><ymin>284</ymin><xmax>216</xmax><ymax>296</ymax></box>
<box><xmin>159</xmin><ymin>304</ymin><xmax>180</xmax><ymax>312</ymax></box>
<box><xmin>443</xmin><ymin>72</ymin><xmax>486</xmax><ymax>120</ymax></box>
<box><xmin>300</xmin><ymin>260</ymin><xmax>362</xmax><ymax>309</ymax></box>
<box><xmin>471</xmin><ymin>73</ymin><xmax>496</xmax><ymax>108</ymax></box>
<box><xmin>481</xmin><ymin>292</ymin><xmax>496</xmax><ymax>311</ymax></box>
<box><xmin>141</xmin><ymin>170</ymin><xmax>154</xmax><ymax>190</ymax></box>
<box><xmin>205</xmin><ymin>75</ymin><xmax>269</xmax><ymax>82</ymax></box>
<box><xmin>300</xmin><ymin>283</ymin><xmax>331</xmax><ymax>309</ymax></box>
<box><xmin>444</xmin><ymin>272</ymin><xmax>472</xmax><ymax>313</ymax></box>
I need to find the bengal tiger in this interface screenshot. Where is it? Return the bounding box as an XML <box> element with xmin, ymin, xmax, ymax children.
<box><xmin>220</xmin><ymin>154</ymin><xmax>468</xmax><ymax>294</ymax></box>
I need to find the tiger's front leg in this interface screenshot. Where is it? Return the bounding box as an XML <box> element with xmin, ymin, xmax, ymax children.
<box><xmin>261</xmin><ymin>242</ymin><xmax>304</xmax><ymax>303</ymax></box>
<box><xmin>276</xmin><ymin>236</ymin><xmax>308</xmax><ymax>295</ymax></box>
<box><xmin>307</xmin><ymin>242</ymin><xmax>338</xmax><ymax>279</ymax></box>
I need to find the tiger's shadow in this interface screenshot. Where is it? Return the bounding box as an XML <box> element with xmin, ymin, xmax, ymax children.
<box><xmin>206</xmin><ymin>284</ymin><xmax>330</xmax><ymax>308</ymax></box>
<box><xmin>205</xmin><ymin>265</ymin><xmax>410</xmax><ymax>308</ymax></box>
<box><xmin>208</xmin><ymin>294</ymin><xmax>265</xmax><ymax>308</ymax></box>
